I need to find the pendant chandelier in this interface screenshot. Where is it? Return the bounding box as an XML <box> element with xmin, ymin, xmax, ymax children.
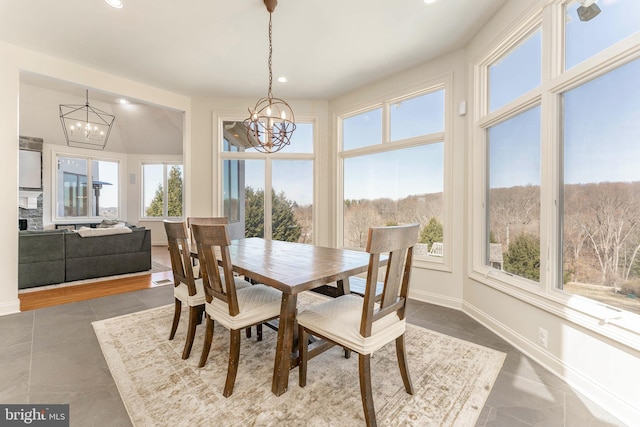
<box><xmin>243</xmin><ymin>0</ymin><xmax>295</xmax><ymax>153</ymax></box>
<box><xmin>59</xmin><ymin>90</ymin><xmax>115</xmax><ymax>150</ymax></box>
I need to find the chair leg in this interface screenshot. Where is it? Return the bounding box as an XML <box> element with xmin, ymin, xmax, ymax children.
<box><xmin>223</xmin><ymin>329</ymin><xmax>242</xmax><ymax>397</ymax></box>
<box><xmin>257</xmin><ymin>323</ymin><xmax>263</xmax><ymax>341</ymax></box>
<box><xmin>395</xmin><ymin>334</ymin><xmax>414</xmax><ymax>394</ymax></box>
<box><xmin>198</xmin><ymin>316</ymin><xmax>215</xmax><ymax>368</ymax></box>
<box><xmin>169</xmin><ymin>299</ymin><xmax>181</xmax><ymax>340</ymax></box>
<box><xmin>182</xmin><ymin>305</ymin><xmax>199</xmax><ymax>359</ymax></box>
<box><xmin>246</xmin><ymin>326</ymin><xmax>252</xmax><ymax>338</ymax></box>
<box><xmin>358</xmin><ymin>353</ymin><xmax>376</xmax><ymax>427</ymax></box>
<box><xmin>197</xmin><ymin>305</ymin><xmax>205</xmax><ymax>325</ymax></box>
<box><xmin>298</xmin><ymin>325</ymin><xmax>308</xmax><ymax>387</ymax></box>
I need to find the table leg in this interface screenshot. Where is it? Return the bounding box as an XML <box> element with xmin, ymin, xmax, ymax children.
<box><xmin>337</xmin><ymin>277</ymin><xmax>351</xmax><ymax>295</ymax></box>
<box><xmin>272</xmin><ymin>293</ymin><xmax>297</xmax><ymax>396</ymax></box>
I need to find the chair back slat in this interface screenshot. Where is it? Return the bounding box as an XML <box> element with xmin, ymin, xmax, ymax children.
<box><xmin>191</xmin><ymin>223</ymin><xmax>240</xmax><ymax>316</ymax></box>
<box><xmin>359</xmin><ymin>224</ymin><xmax>419</xmax><ymax>337</ymax></box>
<box><xmin>187</xmin><ymin>217</ymin><xmax>228</xmax><ymax>246</ymax></box>
<box><xmin>163</xmin><ymin>220</ymin><xmax>198</xmax><ymax>296</ymax></box>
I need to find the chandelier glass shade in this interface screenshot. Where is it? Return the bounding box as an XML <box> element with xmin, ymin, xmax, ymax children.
<box><xmin>243</xmin><ymin>0</ymin><xmax>295</xmax><ymax>153</ymax></box>
<box><xmin>60</xmin><ymin>90</ymin><xmax>115</xmax><ymax>150</ymax></box>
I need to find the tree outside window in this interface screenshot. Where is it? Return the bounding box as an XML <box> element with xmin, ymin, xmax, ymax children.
<box><xmin>143</xmin><ymin>163</ymin><xmax>183</xmax><ymax>218</ymax></box>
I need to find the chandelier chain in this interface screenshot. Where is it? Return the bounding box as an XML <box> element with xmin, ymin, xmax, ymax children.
<box><xmin>268</xmin><ymin>12</ymin><xmax>273</xmax><ymax>99</ymax></box>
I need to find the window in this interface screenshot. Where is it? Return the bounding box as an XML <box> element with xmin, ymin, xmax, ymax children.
<box><xmin>487</xmin><ymin>106</ymin><xmax>541</xmax><ymax>282</ymax></box>
<box><xmin>342</xmin><ymin>108</ymin><xmax>382</xmax><ymax>151</ymax></box>
<box><xmin>488</xmin><ymin>29</ymin><xmax>541</xmax><ymax>112</ymax></box>
<box><xmin>565</xmin><ymin>0</ymin><xmax>640</xmax><ymax>70</ymax></box>
<box><xmin>142</xmin><ymin>163</ymin><xmax>183</xmax><ymax>218</ymax></box>
<box><xmin>56</xmin><ymin>155</ymin><xmax>119</xmax><ymax>219</ymax></box>
<box><xmin>561</xmin><ymin>58</ymin><xmax>640</xmax><ymax>314</ymax></box>
<box><xmin>339</xmin><ymin>85</ymin><xmax>448</xmax><ymax>264</ymax></box>
<box><xmin>473</xmin><ymin>1</ymin><xmax>640</xmax><ymax>326</ymax></box>
<box><xmin>221</xmin><ymin>120</ymin><xmax>315</xmax><ymax>242</ymax></box>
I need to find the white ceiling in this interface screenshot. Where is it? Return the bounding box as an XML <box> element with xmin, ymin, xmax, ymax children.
<box><xmin>0</xmin><ymin>0</ymin><xmax>506</xmax><ymax>100</ymax></box>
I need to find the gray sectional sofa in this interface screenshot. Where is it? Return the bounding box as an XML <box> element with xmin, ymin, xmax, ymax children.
<box><xmin>18</xmin><ymin>227</ymin><xmax>151</xmax><ymax>289</ymax></box>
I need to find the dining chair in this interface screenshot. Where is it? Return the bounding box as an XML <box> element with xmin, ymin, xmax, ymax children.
<box><xmin>163</xmin><ymin>220</ymin><xmax>250</xmax><ymax>360</ymax></box>
<box><xmin>187</xmin><ymin>216</ymin><xmax>228</xmax><ymax>247</ymax></box>
<box><xmin>192</xmin><ymin>223</ymin><xmax>283</xmax><ymax>397</ymax></box>
<box><xmin>186</xmin><ymin>217</ymin><xmax>228</xmax><ymax>274</ymax></box>
<box><xmin>187</xmin><ymin>216</ymin><xmax>263</xmax><ymax>339</ymax></box>
<box><xmin>297</xmin><ymin>223</ymin><xmax>419</xmax><ymax>427</ymax></box>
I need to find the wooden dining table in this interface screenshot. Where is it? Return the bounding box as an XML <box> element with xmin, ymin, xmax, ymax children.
<box><xmin>194</xmin><ymin>237</ymin><xmax>378</xmax><ymax>396</ymax></box>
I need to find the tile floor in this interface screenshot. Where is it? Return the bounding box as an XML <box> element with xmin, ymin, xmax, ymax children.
<box><xmin>1</xmin><ymin>250</ymin><xmax>626</xmax><ymax>426</ymax></box>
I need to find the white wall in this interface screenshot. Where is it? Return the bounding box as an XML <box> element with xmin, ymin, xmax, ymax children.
<box><xmin>0</xmin><ymin>42</ymin><xmax>21</xmax><ymax>315</ymax></box>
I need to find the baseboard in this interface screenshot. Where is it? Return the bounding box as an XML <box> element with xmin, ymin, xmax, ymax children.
<box><xmin>463</xmin><ymin>301</ymin><xmax>639</xmax><ymax>426</ymax></box>
<box><xmin>0</xmin><ymin>298</ymin><xmax>21</xmax><ymax>315</ymax></box>
<box><xmin>409</xmin><ymin>288</ymin><xmax>463</xmax><ymax>310</ymax></box>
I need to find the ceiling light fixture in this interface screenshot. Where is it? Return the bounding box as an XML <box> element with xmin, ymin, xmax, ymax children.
<box><xmin>59</xmin><ymin>90</ymin><xmax>115</xmax><ymax>150</ymax></box>
<box><xmin>243</xmin><ymin>0</ymin><xmax>295</xmax><ymax>153</ymax></box>
<box><xmin>105</xmin><ymin>0</ymin><xmax>124</xmax><ymax>9</ymax></box>
<box><xmin>577</xmin><ymin>0</ymin><xmax>600</xmax><ymax>21</ymax></box>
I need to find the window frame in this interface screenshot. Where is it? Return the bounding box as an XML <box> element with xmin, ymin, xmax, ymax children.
<box><xmin>140</xmin><ymin>161</ymin><xmax>184</xmax><ymax>220</ymax></box>
<box><xmin>53</xmin><ymin>151</ymin><xmax>122</xmax><ymax>222</ymax></box>
<box><xmin>337</xmin><ymin>74</ymin><xmax>453</xmax><ymax>271</ymax></box>
<box><xmin>470</xmin><ymin>0</ymin><xmax>640</xmax><ymax>348</ymax></box>
<box><xmin>217</xmin><ymin>115</ymin><xmax>317</xmax><ymax>241</ymax></box>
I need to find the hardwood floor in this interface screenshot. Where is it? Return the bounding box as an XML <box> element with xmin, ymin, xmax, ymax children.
<box><xmin>18</xmin><ymin>246</ymin><xmax>173</xmax><ymax>311</ymax></box>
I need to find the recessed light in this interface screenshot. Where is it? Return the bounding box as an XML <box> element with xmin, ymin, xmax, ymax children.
<box><xmin>105</xmin><ymin>0</ymin><xmax>124</xmax><ymax>9</ymax></box>
<box><xmin>277</xmin><ymin>76</ymin><xmax>288</xmax><ymax>83</ymax></box>
<box><xmin>423</xmin><ymin>0</ymin><xmax>438</xmax><ymax>4</ymax></box>
<box><xmin>117</xmin><ymin>98</ymin><xmax>129</xmax><ymax>104</ymax></box>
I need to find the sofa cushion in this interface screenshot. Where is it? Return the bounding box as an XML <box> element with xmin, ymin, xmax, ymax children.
<box><xmin>19</xmin><ymin>230</ymin><xmax>66</xmax><ymax>288</ymax></box>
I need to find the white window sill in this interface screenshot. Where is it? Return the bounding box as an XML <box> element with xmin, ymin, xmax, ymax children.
<box><xmin>470</xmin><ymin>268</ymin><xmax>640</xmax><ymax>352</ymax></box>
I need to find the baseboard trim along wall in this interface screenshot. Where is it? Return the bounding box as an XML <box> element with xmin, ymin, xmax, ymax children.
<box><xmin>462</xmin><ymin>301</ymin><xmax>638</xmax><ymax>426</ymax></box>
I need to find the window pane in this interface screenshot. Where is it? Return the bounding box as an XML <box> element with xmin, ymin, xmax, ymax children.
<box><xmin>342</xmin><ymin>108</ymin><xmax>382</xmax><ymax>151</ymax></box>
<box><xmin>57</xmin><ymin>157</ymin><xmax>87</xmax><ymax>217</ymax></box>
<box><xmin>390</xmin><ymin>89</ymin><xmax>444</xmax><ymax>141</ymax></box>
<box><xmin>489</xmin><ymin>30</ymin><xmax>541</xmax><ymax>112</ymax></box>
<box><xmin>565</xmin><ymin>1</ymin><xmax>640</xmax><ymax>70</ymax></box>
<box><xmin>562</xmin><ymin>59</ymin><xmax>640</xmax><ymax>314</ymax></box>
<box><xmin>272</xmin><ymin>160</ymin><xmax>313</xmax><ymax>243</ymax></box>
<box><xmin>222</xmin><ymin>120</ymin><xmax>311</xmax><ymax>153</ymax></box>
<box><xmin>487</xmin><ymin>106</ymin><xmax>541</xmax><ymax>281</ymax></box>
<box><xmin>277</xmin><ymin>122</ymin><xmax>313</xmax><ymax>153</ymax></box>
<box><xmin>143</xmin><ymin>164</ymin><xmax>164</xmax><ymax>217</ymax></box>
<box><xmin>223</xmin><ymin>121</ymin><xmax>250</xmax><ymax>152</ymax></box>
<box><xmin>243</xmin><ymin>160</ymin><xmax>265</xmax><ymax>238</ymax></box>
<box><xmin>166</xmin><ymin>164</ymin><xmax>183</xmax><ymax>217</ymax></box>
<box><xmin>223</xmin><ymin>159</ymin><xmax>241</xmax><ymax>222</ymax></box>
<box><xmin>343</xmin><ymin>144</ymin><xmax>443</xmax><ymax>250</ymax></box>
<box><xmin>91</xmin><ymin>160</ymin><xmax>118</xmax><ymax>217</ymax></box>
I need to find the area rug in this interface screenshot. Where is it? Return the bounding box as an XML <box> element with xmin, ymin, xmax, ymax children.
<box><xmin>93</xmin><ymin>293</ymin><xmax>505</xmax><ymax>426</ymax></box>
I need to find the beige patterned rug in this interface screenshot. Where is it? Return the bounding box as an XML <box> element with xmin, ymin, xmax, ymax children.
<box><xmin>93</xmin><ymin>293</ymin><xmax>505</xmax><ymax>426</ymax></box>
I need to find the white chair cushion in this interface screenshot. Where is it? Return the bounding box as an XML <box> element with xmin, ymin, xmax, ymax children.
<box><xmin>174</xmin><ymin>276</ymin><xmax>249</xmax><ymax>307</ymax></box>
<box><xmin>174</xmin><ymin>279</ymin><xmax>206</xmax><ymax>306</ymax></box>
<box><xmin>205</xmin><ymin>284</ymin><xmax>282</xmax><ymax>330</ymax></box>
<box><xmin>297</xmin><ymin>294</ymin><xmax>405</xmax><ymax>355</ymax></box>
